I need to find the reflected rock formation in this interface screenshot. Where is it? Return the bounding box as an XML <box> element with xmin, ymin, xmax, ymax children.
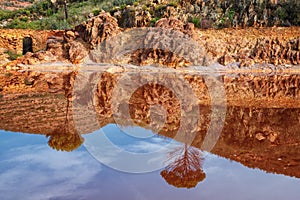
<box><xmin>1</xmin><ymin>67</ymin><xmax>300</xmax><ymax>181</ymax></box>
<box><xmin>161</xmin><ymin>144</ymin><xmax>206</xmax><ymax>189</ymax></box>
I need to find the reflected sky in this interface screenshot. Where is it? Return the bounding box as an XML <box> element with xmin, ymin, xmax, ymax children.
<box><xmin>99</xmin><ymin>124</ymin><xmax>176</xmax><ymax>153</ymax></box>
<box><xmin>0</xmin><ymin>127</ymin><xmax>299</xmax><ymax>200</ymax></box>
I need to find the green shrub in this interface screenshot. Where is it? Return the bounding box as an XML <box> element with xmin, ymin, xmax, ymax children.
<box><xmin>25</xmin><ymin>10</ymin><xmax>31</xmax><ymax>16</ymax></box>
<box><xmin>281</xmin><ymin>2</ymin><xmax>298</xmax><ymax>24</ymax></box>
<box><xmin>20</xmin><ymin>16</ymin><xmax>29</xmax><ymax>22</ymax></box>
<box><xmin>120</xmin><ymin>4</ymin><xmax>127</xmax><ymax>9</ymax></box>
<box><xmin>168</xmin><ymin>1</ymin><xmax>178</xmax><ymax>7</ymax></box>
<box><xmin>93</xmin><ymin>9</ymin><xmax>100</xmax><ymax>16</ymax></box>
<box><xmin>5</xmin><ymin>51</ymin><xmax>22</xmax><ymax>60</ymax></box>
<box><xmin>191</xmin><ymin>17</ymin><xmax>201</xmax><ymax>28</ymax></box>
<box><xmin>227</xmin><ymin>9</ymin><xmax>235</xmax><ymax>21</ymax></box>
<box><xmin>0</xmin><ymin>10</ymin><xmax>13</xmax><ymax>21</ymax></box>
<box><xmin>150</xmin><ymin>17</ymin><xmax>160</xmax><ymax>26</ymax></box>
<box><xmin>142</xmin><ymin>5</ymin><xmax>148</xmax><ymax>10</ymax></box>
<box><xmin>112</xmin><ymin>0</ymin><xmax>138</xmax><ymax>6</ymax></box>
<box><xmin>6</xmin><ymin>18</ymin><xmax>28</xmax><ymax>29</ymax></box>
<box><xmin>46</xmin><ymin>9</ymin><xmax>53</xmax><ymax>17</ymax></box>
<box><xmin>38</xmin><ymin>18</ymin><xmax>71</xmax><ymax>30</ymax></box>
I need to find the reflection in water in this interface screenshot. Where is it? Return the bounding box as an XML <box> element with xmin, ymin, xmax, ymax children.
<box><xmin>1</xmin><ymin>68</ymin><xmax>300</xmax><ymax>196</ymax></box>
<box><xmin>1</xmin><ymin>129</ymin><xmax>299</xmax><ymax>200</ymax></box>
<box><xmin>46</xmin><ymin>100</ymin><xmax>84</xmax><ymax>152</ymax></box>
<box><xmin>161</xmin><ymin>144</ymin><xmax>205</xmax><ymax>188</ymax></box>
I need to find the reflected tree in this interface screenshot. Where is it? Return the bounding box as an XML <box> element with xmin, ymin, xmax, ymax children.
<box><xmin>161</xmin><ymin>144</ymin><xmax>206</xmax><ymax>189</ymax></box>
<box><xmin>46</xmin><ymin>99</ymin><xmax>84</xmax><ymax>152</ymax></box>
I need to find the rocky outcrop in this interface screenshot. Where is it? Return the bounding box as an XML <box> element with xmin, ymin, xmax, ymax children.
<box><xmin>46</xmin><ymin>35</ymin><xmax>65</xmax><ymax>58</ymax></box>
<box><xmin>126</xmin><ymin>24</ymin><xmax>300</xmax><ymax>67</ymax></box>
<box><xmin>5</xmin><ymin>51</ymin><xmax>60</xmax><ymax>69</ymax></box>
<box><xmin>0</xmin><ymin>29</ymin><xmax>58</xmax><ymax>55</ymax></box>
<box><xmin>75</xmin><ymin>13</ymin><xmax>121</xmax><ymax>49</ymax></box>
<box><xmin>124</xmin><ymin>18</ymin><xmax>205</xmax><ymax>67</ymax></box>
<box><xmin>114</xmin><ymin>7</ymin><xmax>152</xmax><ymax>28</ymax></box>
<box><xmin>84</xmin><ymin>16</ymin><xmax>300</xmax><ymax>67</ymax></box>
<box><xmin>1</xmin><ymin>11</ymin><xmax>299</xmax><ymax>68</ymax></box>
<box><xmin>0</xmin><ymin>48</ymin><xmax>10</xmax><ymax>65</ymax></box>
<box><xmin>155</xmin><ymin>18</ymin><xmax>195</xmax><ymax>36</ymax></box>
<box><xmin>251</xmin><ymin>37</ymin><xmax>300</xmax><ymax>65</ymax></box>
<box><xmin>194</xmin><ymin>27</ymin><xmax>300</xmax><ymax>66</ymax></box>
<box><xmin>1</xmin><ymin>13</ymin><xmax>122</xmax><ymax>67</ymax></box>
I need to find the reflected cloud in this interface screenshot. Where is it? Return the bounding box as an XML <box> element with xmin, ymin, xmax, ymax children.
<box><xmin>0</xmin><ymin>144</ymin><xmax>102</xmax><ymax>200</ymax></box>
<box><xmin>124</xmin><ymin>138</ymin><xmax>180</xmax><ymax>153</ymax></box>
<box><xmin>83</xmin><ymin>125</ymin><xmax>182</xmax><ymax>173</ymax></box>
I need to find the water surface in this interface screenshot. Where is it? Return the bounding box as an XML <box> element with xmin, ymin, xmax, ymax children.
<box><xmin>1</xmin><ymin>67</ymin><xmax>300</xmax><ymax>199</ymax></box>
<box><xmin>1</xmin><ymin>127</ymin><xmax>299</xmax><ymax>200</ymax></box>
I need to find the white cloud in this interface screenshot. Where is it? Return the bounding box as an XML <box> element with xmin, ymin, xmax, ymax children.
<box><xmin>0</xmin><ymin>145</ymin><xmax>102</xmax><ymax>200</ymax></box>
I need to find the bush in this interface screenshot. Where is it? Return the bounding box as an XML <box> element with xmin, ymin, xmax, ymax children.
<box><xmin>168</xmin><ymin>1</ymin><xmax>178</xmax><ymax>7</ymax></box>
<box><xmin>112</xmin><ymin>0</ymin><xmax>138</xmax><ymax>6</ymax></box>
<box><xmin>92</xmin><ymin>9</ymin><xmax>100</xmax><ymax>16</ymax></box>
<box><xmin>6</xmin><ymin>18</ymin><xmax>28</xmax><ymax>29</ymax></box>
<box><xmin>39</xmin><ymin>18</ymin><xmax>71</xmax><ymax>30</ymax></box>
<box><xmin>281</xmin><ymin>2</ymin><xmax>300</xmax><ymax>26</ymax></box>
<box><xmin>5</xmin><ymin>51</ymin><xmax>22</xmax><ymax>60</ymax></box>
<box><xmin>150</xmin><ymin>17</ymin><xmax>160</xmax><ymax>26</ymax></box>
<box><xmin>0</xmin><ymin>10</ymin><xmax>13</xmax><ymax>21</ymax></box>
<box><xmin>191</xmin><ymin>17</ymin><xmax>201</xmax><ymax>28</ymax></box>
<box><xmin>155</xmin><ymin>4</ymin><xmax>167</xmax><ymax>11</ymax></box>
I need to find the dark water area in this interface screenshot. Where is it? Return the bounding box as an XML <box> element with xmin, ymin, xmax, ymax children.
<box><xmin>1</xmin><ymin>67</ymin><xmax>300</xmax><ymax>199</ymax></box>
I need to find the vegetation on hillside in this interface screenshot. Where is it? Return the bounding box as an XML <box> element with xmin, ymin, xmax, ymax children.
<box><xmin>0</xmin><ymin>0</ymin><xmax>299</xmax><ymax>30</ymax></box>
<box><xmin>0</xmin><ymin>0</ymin><xmax>138</xmax><ymax>30</ymax></box>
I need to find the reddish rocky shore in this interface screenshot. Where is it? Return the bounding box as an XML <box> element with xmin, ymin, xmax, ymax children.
<box><xmin>0</xmin><ymin>12</ymin><xmax>299</xmax><ymax>70</ymax></box>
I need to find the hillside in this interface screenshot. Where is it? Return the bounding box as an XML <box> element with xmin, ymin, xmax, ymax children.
<box><xmin>0</xmin><ymin>0</ymin><xmax>33</xmax><ymax>11</ymax></box>
<box><xmin>0</xmin><ymin>0</ymin><xmax>299</xmax><ymax>68</ymax></box>
<box><xmin>0</xmin><ymin>0</ymin><xmax>299</xmax><ymax>30</ymax></box>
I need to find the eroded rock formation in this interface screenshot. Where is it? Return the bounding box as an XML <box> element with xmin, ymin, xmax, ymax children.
<box><xmin>74</xmin><ymin>13</ymin><xmax>121</xmax><ymax>49</ymax></box>
<box><xmin>194</xmin><ymin>27</ymin><xmax>300</xmax><ymax>66</ymax></box>
<box><xmin>1</xmin><ymin>12</ymin><xmax>298</xmax><ymax>69</ymax></box>
<box><xmin>0</xmin><ymin>29</ymin><xmax>59</xmax><ymax>55</ymax></box>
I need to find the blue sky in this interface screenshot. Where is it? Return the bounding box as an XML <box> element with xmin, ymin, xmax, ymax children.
<box><xmin>0</xmin><ymin>127</ymin><xmax>299</xmax><ymax>200</ymax></box>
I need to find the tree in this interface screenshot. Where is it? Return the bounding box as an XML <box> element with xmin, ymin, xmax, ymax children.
<box><xmin>51</xmin><ymin>0</ymin><xmax>68</xmax><ymax>19</ymax></box>
<box><xmin>160</xmin><ymin>144</ymin><xmax>206</xmax><ymax>188</ymax></box>
<box><xmin>62</xmin><ymin>0</ymin><xmax>68</xmax><ymax>19</ymax></box>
